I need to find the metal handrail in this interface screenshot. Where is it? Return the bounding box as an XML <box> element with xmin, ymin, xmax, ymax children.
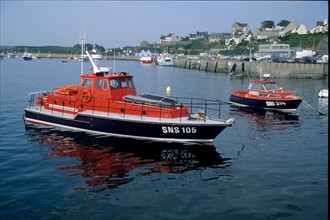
<box><xmin>27</xmin><ymin>92</ymin><xmax>228</xmax><ymax>121</ymax></box>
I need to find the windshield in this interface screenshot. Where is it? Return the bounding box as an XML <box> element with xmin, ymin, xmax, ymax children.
<box><xmin>263</xmin><ymin>83</ymin><xmax>279</xmax><ymax>90</ymax></box>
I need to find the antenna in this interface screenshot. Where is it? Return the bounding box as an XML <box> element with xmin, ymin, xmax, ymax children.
<box><xmin>257</xmin><ymin>64</ymin><xmax>265</xmax><ymax>80</ymax></box>
<box><xmin>113</xmin><ymin>48</ymin><xmax>116</xmax><ymax>72</ymax></box>
<box><xmin>80</xmin><ymin>28</ymin><xmax>86</xmax><ymax>76</ymax></box>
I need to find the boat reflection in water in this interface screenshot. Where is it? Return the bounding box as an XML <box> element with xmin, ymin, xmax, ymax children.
<box><xmin>318</xmin><ymin>97</ymin><xmax>328</xmax><ymax>116</ymax></box>
<box><xmin>229</xmin><ymin>106</ymin><xmax>300</xmax><ymax>136</ymax></box>
<box><xmin>25</xmin><ymin>124</ymin><xmax>231</xmax><ymax>192</ymax></box>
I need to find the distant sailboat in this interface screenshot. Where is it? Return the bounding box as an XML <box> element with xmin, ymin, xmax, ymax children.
<box><xmin>47</xmin><ymin>52</ymin><xmax>52</xmax><ymax>59</ymax></box>
<box><xmin>68</xmin><ymin>53</ymin><xmax>74</xmax><ymax>60</ymax></box>
<box><xmin>91</xmin><ymin>48</ymin><xmax>103</xmax><ymax>60</ymax></box>
<box><xmin>36</xmin><ymin>50</ymin><xmax>41</xmax><ymax>59</ymax></box>
<box><xmin>22</xmin><ymin>48</ymin><xmax>33</xmax><ymax>61</ymax></box>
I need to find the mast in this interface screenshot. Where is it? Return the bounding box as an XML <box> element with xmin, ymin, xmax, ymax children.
<box><xmin>80</xmin><ymin>29</ymin><xmax>86</xmax><ymax>76</ymax></box>
<box><xmin>113</xmin><ymin>48</ymin><xmax>116</xmax><ymax>72</ymax></box>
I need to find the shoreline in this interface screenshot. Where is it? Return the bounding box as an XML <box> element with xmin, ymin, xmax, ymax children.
<box><xmin>9</xmin><ymin>53</ymin><xmax>328</xmax><ymax>79</ymax></box>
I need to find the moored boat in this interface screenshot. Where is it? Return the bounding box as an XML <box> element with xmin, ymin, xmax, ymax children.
<box><xmin>229</xmin><ymin>65</ymin><xmax>303</xmax><ymax>113</ymax></box>
<box><xmin>22</xmin><ymin>52</ymin><xmax>33</xmax><ymax>61</ymax></box>
<box><xmin>156</xmin><ymin>53</ymin><xmax>174</xmax><ymax>66</ymax></box>
<box><xmin>140</xmin><ymin>56</ymin><xmax>153</xmax><ymax>64</ymax></box>
<box><xmin>23</xmin><ymin>43</ymin><xmax>235</xmax><ymax>143</ymax></box>
<box><xmin>318</xmin><ymin>89</ymin><xmax>328</xmax><ymax>98</ymax></box>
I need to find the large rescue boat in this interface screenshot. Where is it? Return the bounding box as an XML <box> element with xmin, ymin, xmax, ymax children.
<box><xmin>24</xmin><ymin>50</ymin><xmax>234</xmax><ymax>143</ymax></box>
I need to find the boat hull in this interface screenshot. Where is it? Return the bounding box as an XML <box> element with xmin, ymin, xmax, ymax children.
<box><xmin>157</xmin><ymin>61</ymin><xmax>174</xmax><ymax>66</ymax></box>
<box><xmin>318</xmin><ymin>89</ymin><xmax>328</xmax><ymax>98</ymax></box>
<box><xmin>229</xmin><ymin>94</ymin><xmax>302</xmax><ymax>113</ymax></box>
<box><xmin>157</xmin><ymin>56</ymin><xmax>174</xmax><ymax>66</ymax></box>
<box><xmin>140</xmin><ymin>60</ymin><xmax>153</xmax><ymax>64</ymax></box>
<box><xmin>91</xmin><ymin>54</ymin><xmax>103</xmax><ymax>60</ymax></box>
<box><xmin>22</xmin><ymin>56</ymin><xmax>33</xmax><ymax>61</ymax></box>
<box><xmin>140</xmin><ymin>57</ymin><xmax>153</xmax><ymax>64</ymax></box>
<box><xmin>24</xmin><ymin>108</ymin><xmax>233</xmax><ymax>143</ymax></box>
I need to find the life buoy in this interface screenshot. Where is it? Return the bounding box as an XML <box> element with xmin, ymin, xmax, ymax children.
<box><xmin>82</xmin><ymin>89</ymin><xmax>91</xmax><ymax>102</ymax></box>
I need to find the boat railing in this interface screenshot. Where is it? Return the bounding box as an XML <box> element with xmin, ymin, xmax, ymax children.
<box><xmin>171</xmin><ymin>96</ymin><xmax>228</xmax><ymax>120</ymax></box>
<box><xmin>27</xmin><ymin>92</ymin><xmax>228</xmax><ymax>121</ymax></box>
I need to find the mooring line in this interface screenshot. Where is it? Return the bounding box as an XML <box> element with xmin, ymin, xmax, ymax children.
<box><xmin>302</xmin><ymin>98</ymin><xmax>326</xmax><ymax>115</ymax></box>
<box><xmin>233</xmin><ymin>120</ymin><xmax>245</xmax><ymax>148</ymax></box>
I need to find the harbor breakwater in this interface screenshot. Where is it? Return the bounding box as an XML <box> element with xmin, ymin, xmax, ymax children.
<box><xmin>33</xmin><ymin>54</ymin><xmax>327</xmax><ymax>79</ymax></box>
<box><xmin>174</xmin><ymin>58</ymin><xmax>328</xmax><ymax>79</ymax></box>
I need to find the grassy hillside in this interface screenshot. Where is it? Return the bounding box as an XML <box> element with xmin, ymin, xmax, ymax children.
<box><xmin>4</xmin><ymin>45</ymin><xmax>80</xmax><ymax>55</ymax></box>
<box><xmin>2</xmin><ymin>32</ymin><xmax>328</xmax><ymax>56</ymax></box>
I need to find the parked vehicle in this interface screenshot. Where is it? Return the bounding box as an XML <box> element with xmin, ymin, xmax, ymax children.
<box><xmin>282</xmin><ymin>57</ymin><xmax>294</xmax><ymax>63</ymax></box>
<box><xmin>271</xmin><ymin>57</ymin><xmax>293</xmax><ymax>63</ymax></box>
<box><xmin>316</xmin><ymin>58</ymin><xmax>324</xmax><ymax>64</ymax></box>
<box><xmin>321</xmin><ymin>55</ymin><xmax>328</xmax><ymax>63</ymax></box>
<box><xmin>271</xmin><ymin>57</ymin><xmax>282</xmax><ymax>63</ymax></box>
<box><xmin>241</xmin><ymin>56</ymin><xmax>254</xmax><ymax>61</ymax></box>
<box><xmin>294</xmin><ymin>57</ymin><xmax>306</xmax><ymax>64</ymax></box>
<box><xmin>301</xmin><ymin>56</ymin><xmax>317</xmax><ymax>64</ymax></box>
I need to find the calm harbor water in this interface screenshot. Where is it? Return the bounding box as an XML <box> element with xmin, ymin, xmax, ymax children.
<box><xmin>0</xmin><ymin>58</ymin><xmax>328</xmax><ymax>219</ymax></box>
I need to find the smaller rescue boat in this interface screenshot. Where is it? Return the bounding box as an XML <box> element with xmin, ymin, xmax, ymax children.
<box><xmin>229</xmin><ymin>65</ymin><xmax>303</xmax><ymax>113</ymax></box>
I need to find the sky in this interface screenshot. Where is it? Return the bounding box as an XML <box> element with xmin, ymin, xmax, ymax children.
<box><xmin>0</xmin><ymin>1</ymin><xmax>328</xmax><ymax>48</ymax></box>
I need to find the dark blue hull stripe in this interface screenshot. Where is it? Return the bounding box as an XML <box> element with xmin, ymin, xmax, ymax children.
<box><xmin>229</xmin><ymin>95</ymin><xmax>302</xmax><ymax>112</ymax></box>
<box><xmin>24</xmin><ymin>110</ymin><xmax>228</xmax><ymax>142</ymax></box>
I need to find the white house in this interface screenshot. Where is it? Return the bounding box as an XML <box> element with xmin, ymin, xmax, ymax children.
<box><xmin>137</xmin><ymin>49</ymin><xmax>152</xmax><ymax>57</ymax></box>
<box><xmin>310</xmin><ymin>19</ymin><xmax>328</xmax><ymax>33</ymax></box>
<box><xmin>292</xmin><ymin>24</ymin><xmax>308</xmax><ymax>35</ymax></box>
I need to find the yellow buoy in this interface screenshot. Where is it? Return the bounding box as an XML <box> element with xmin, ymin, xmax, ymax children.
<box><xmin>166</xmin><ymin>86</ymin><xmax>171</xmax><ymax>95</ymax></box>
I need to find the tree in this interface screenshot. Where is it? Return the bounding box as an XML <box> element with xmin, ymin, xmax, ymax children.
<box><xmin>277</xmin><ymin>20</ymin><xmax>290</xmax><ymax>27</ymax></box>
<box><xmin>261</xmin><ymin>20</ymin><xmax>275</xmax><ymax>30</ymax></box>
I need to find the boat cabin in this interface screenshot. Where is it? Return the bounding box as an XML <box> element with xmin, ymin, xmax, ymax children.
<box><xmin>34</xmin><ymin>50</ymin><xmax>190</xmax><ymax>119</ymax></box>
<box><xmin>248</xmin><ymin>80</ymin><xmax>280</xmax><ymax>92</ymax></box>
<box><xmin>38</xmin><ymin>68</ymin><xmax>189</xmax><ymax>119</ymax></box>
<box><xmin>80</xmin><ymin>71</ymin><xmax>137</xmax><ymax>101</ymax></box>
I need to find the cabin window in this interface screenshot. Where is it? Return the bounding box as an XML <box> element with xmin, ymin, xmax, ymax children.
<box><xmin>103</xmin><ymin>80</ymin><xmax>108</xmax><ymax>90</ymax></box>
<box><xmin>96</xmin><ymin>79</ymin><xmax>103</xmax><ymax>89</ymax></box>
<box><xmin>264</xmin><ymin>83</ymin><xmax>279</xmax><ymax>91</ymax></box>
<box><xmin>268</xmin><ymin>94</ymin><xmax>281</xmax><ymax>98</ymax></box>
<box><xmin>82</xmin><ymin>79</ymin><xmax>92</xmax><ymax>88</ymax></box>
<box><xmin>110</xmin><ymin>79</ymin><xmax>119</xmax><ymax>89</ymax></box>
<box><xmin>250</xmin><ymin>84</ymin><xmax>263</xmax><ymax>90</ymax></box>
<box><xmin>128</xmin><ymin>78</ymin><xmax>135</xmax><ymax>88</ymax></box>
<box><xmin>120</xmin><ymin>78</ymin><xmax>127</xmax><ymax>88</ymax></box>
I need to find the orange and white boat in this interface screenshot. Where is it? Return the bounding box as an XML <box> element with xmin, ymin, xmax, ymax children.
<box><xmin>23</xmin><ymin>37</ymin><xmax>234</xmax><ymax>143</ymax></box>
<box><xmin>229</xmin><ymin>65</ymin><xmax>303</xmax><ymax>113</ymax></box>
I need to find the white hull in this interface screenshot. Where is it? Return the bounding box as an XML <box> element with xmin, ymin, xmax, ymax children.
<box><xmin>318</xmin><ymin>89</ymin><xmax>328</xmax><ymax>98</ymax></box>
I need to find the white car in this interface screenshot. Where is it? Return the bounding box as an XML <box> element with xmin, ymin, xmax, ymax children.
<box><xmin>316</xmin><ymin>58</ymin><xmax>324</xmax><ymax>64</ymax></box>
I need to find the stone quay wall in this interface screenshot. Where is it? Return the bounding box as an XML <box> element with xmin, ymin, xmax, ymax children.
<box><xmin>174</xmin><ymin>58</ymin><xmax>328</xmax><ymax>79</ymax></box>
